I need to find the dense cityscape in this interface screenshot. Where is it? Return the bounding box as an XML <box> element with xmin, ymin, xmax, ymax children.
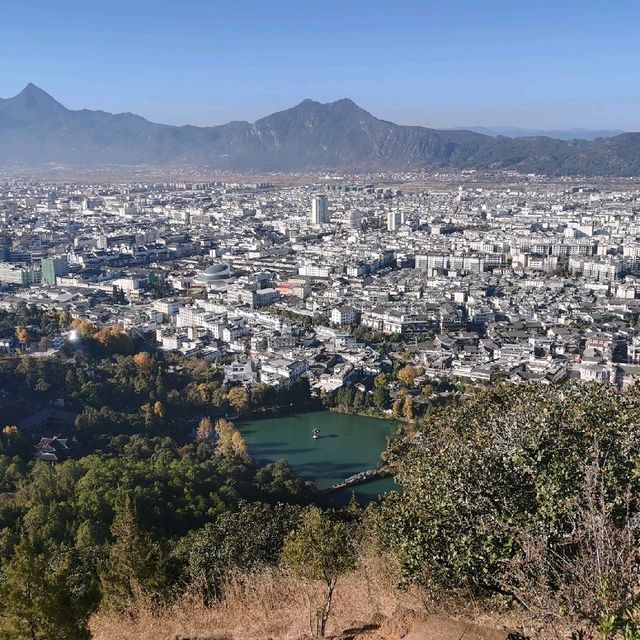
<box><xmin>4</xmin><ymin>2</ymin><xmax>640</xmax><ymax>638</ymax></box>
<box><xmin>3</xmin><ymin>172</ymin><xmax>640</xmax><ymax>392</ymax></box>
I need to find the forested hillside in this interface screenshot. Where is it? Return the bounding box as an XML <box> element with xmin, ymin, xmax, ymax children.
<box><xmin>1</xmin><ymin>340</ymin><xmax>640</xmax><ymax>639</ymax></box>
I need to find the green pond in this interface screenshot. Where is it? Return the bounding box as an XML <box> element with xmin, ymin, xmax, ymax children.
<box><xmin>239</xmin><ymin>411</ymin><xmax>399</xmax><ymax>503</ymax></box>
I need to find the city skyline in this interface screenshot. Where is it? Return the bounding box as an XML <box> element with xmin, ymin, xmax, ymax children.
<box><xmin>1</xmin><ymin>0</ymin><xmax>639</xmax><ymax>131</ymax></box>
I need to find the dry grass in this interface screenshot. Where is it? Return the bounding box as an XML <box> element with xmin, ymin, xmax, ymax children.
<box><xmin>91</xmin><ymin>553</ymin><xmax>550</xmax><ymax>640</ymax></box>
<box><xmin>89</xmin><ymin>554</ymin><xmax>432</xmax><ymax>640</ymax></box>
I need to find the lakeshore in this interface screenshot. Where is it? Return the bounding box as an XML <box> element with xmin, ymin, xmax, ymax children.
<box><xmin>238</xmin><ymin>410</ymin><xmax>398</xmax><ymax>502</ymax></box>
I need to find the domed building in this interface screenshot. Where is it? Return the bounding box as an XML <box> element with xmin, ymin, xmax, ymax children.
<box><xmin>194</xmin><ymin>262</ymin><xmax>231</xmax><ymax>286</ymax></box>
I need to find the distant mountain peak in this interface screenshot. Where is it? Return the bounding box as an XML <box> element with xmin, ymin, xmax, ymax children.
<box><xmin>9</xmin><ymin>83</ymin><xmax>66</xmax><ymax>114</ymax></box>
<box><xmin>289</xmin><ymin>98</ymin><xmax>368</xmax><ymax>115</ymax></box>
<box><xmin>331</xmin><ymin>97</ymin><xmax>358</xmax><ymax>107</ymax></box>
<box><xmin>21</xmin><ymin>82</ymin><xmax>43</xmax><ymax>93</ymax></box>
<box><xmin>0</xmin><ymin>85</ymin><xmax>638</xmax><ymax>175</ymax></box>
<box><xmin>18</xmin><ymin>83</ymin><xmax>57</xmax><ymax>100</ymax></box>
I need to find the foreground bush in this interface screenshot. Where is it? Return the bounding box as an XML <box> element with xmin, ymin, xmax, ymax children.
<box><xmin>377</xmin><ymin>382</ymin><xmax>640</xmax><ymax>635</ymax></box>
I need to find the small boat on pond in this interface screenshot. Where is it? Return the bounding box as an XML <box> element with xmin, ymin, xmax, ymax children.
<box><xmin>312</xmin><ymin>428</ymin><xmax>320</xmax><ymax>439</ymax></box>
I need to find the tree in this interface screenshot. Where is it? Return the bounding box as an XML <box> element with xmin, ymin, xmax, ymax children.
<box><xmin>65</xmin><ymin>369</ymin><xmax>79</xmax><ymax>393</ymax></box>
<box><xmin>153</xmin><ymin>400</ymin><xmax>165</xmax><ymax>421</ymax></box>
<box><xmin>0</xmin><ymin>536</ymin><xmax>91</xmax><ymax>640</ymax></box>
<box><xmin>334</xmin><ymin>386</ymin><xmax>355</xmax><ymax>409</ymax></box>
<box><xmin>154</xmin><ymin>370</ymin><xmax>165</xmax><ymax>400</ymax></box>
<box><xmin>281</xmin><ymin>506</ymin><xmax>357</xmax><ymax>637</ymax></box>
<box><xmin>196</xmin><ymin>417</ymin><xmax>214</xmax><ymax>442</ymax></box>
<box><xmin>133</xmin><ymin>352</ymin><xmax>153</xmax><ymax>375</ymax></box>
<box><xmin>99</xmin><ymin>490</ymin><xmax>164</xmax><ymax>613</ymax></box>
<box><xmin>92</xmin><ymin>324</ymin><xmax>133</xmax><ymax>355</ymax></box>
<box><xmin>2</xmin><ymin>425</ymin><xmax>18</xmax><ymax>438</ymax></box>
<box><xmin>377</xmin><ymin>383</ymin><xmax>640</xmax><ymax>605</ymax></box>
<box><xmin>214</xmin><ymin>418</ymin><xmax>249</xmax><ymax>458</ymax></box>
<box><xmin>58</xmin><ymin>310</ymin><xmax>72</xmax><ymax>327</ymax></box>
<box><xmin>373</xmin><ymin>373</ymin><xmax>389</xmax><ymax>389</ymax></box>
<box><xmin>111</xmin><ymin>286</ymin><xmax>127</xmax><ymax>305</ymax></box>
<box><xmin>70</xmin><ymin>319</ymin><xmax>96</xmax><ymax>338</ymax></box>
<box><xmin>227</xmin><ymin>386</ymin><xmax>249</xmax><ymax>414</ymax></box>
<box><xmin>396</xmin><ymin>365</ymin><xmax>417</xmax><ymax>387</ymax></box>
<box><xmin>253</xmin><ymin>460</ymin><xmax>315</xmax><ymax>500</ymax></box>
<box><xmin>15</xmin><ymin>326</ymin><xmax>29</xmax><ymax>344</ymax></box>
<box><xmin>251</xmin><ymin>382</ymin><xmax>276</xmax><ymax>408</ymax></box>
<box><xmin>231</xmin><ymin>431</ymin><xmax>248</xmax><ymax>458</ymax></box>
<box><xmin>373</xmin><ymin>385</ymin><xmax>390</xmax><ymax>410</ymax></box>
<box><xmin>178</xmin><ymin>502</ymin><xmax>301</xmax><ymax>601</ymax></box>
<box><xmin>402</xmin><ymin>395</ymin><xmax>414</xmax><ymax>421</ymax></box>
<box><xmin>420</xmin><ymin>383</ymin><xmax>434</xmax><ymax>401</ymax></box>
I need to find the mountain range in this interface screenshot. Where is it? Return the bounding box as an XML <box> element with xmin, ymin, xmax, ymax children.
<box><xmin>1</xmin><ymin>83</ymin><xmax>639</xmax><ymax>176</ymax></box>
<box><xmin>457</xmin><ymin>126</ymin><xmax>626</xmax><ymax>141</ymax></box>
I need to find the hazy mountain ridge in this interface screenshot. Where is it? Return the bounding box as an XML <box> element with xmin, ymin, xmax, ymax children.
<box><xmin>0</xmin><ymin>84</ymin><xmax>639</xmax><ymax>175</ymax></box>
<box><xmin>458</xmin><ymin>125</ymin><xmax>626</xmax><ymax>140</ymax></box>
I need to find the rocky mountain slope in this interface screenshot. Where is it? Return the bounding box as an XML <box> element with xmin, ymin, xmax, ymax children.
<box><xmin>1</xmin><ymin>83</ymin><xmax>639</xmax><ymax>175</ymax></box>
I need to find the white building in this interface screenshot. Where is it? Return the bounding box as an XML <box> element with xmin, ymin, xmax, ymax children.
<box><xmin>310</xmin><ymin>195</ymin><xmax>330</xmax><ymax>225</ymax></box>
<box><xmin>331</xmin><ymin>305</ymin><xmax>358</xmax><ymax>326</ymax></box>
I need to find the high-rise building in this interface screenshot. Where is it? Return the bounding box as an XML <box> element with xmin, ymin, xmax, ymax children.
<box><xmin>387</xmin><ymin>210</ymin><xmax>401</xmax><ymax>231</ymax></box>
<box><xmin>387</xmin><ymin>210</ymin><xmax>407</xmax><ymax>231</ymax></box>
<box><xmin>310</xmin><ymin>195</ymin><xmax>329</xmax><ymax>225</ymax></box>
<box><xmin>348</xmin><ymin>209</ymin><xmax>363</xmax><ymax>229</ymax></box>
<box><xmin>41</xmin><ymin>257</ymin><xmax>69</xmax><ymax>286</ymax></box>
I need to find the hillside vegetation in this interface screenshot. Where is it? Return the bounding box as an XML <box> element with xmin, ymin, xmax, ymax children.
<box><xmin>2</xmin><ymin>375</ymin><xmax>640</xmax><ymax>639</ymax></box>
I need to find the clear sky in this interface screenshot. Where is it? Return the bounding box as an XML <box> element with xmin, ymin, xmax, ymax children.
<box><xmin>1</xmin><ymin>0</ymin><xmax>639</xmax><ymax>130</ymax></box>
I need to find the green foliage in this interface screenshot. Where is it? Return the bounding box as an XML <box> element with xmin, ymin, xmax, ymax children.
<box><xmin>176</xmin><ymin>501</ymin><xmax>301</xmax><ymax>600</ymax></box>
<box><xmin>378</xmin><ymin>383</ymin><xmax>640</xmax><ymax>598</ymax></box>
<box><xmin>281</xmin><ymin>505</ymin><xmax>357</xmax><ymax>636</ymax></box>
<box><xmin>99</xmin><ymin>490</ymin><xmax>166</xmax><ymax>612</ymax></box>
<box><xmin>253</xmin><ymin>459</ymin><xmax>315</xmax><ymax>502</ymax></box>
<box><xmin>282</xmin><ymin>505</ymin><xmax>356</xmax><ymax>585</ymax></box>
<box><xmin>0</xmin><ymin>536</ymin><xmax>95</xmax><ymax>640</ymax></box>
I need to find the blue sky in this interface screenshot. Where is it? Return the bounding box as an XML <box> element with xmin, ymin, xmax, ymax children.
<box><xmin>1</xmin><ymin>0</ymin><xmax>639</xmax><ymax>130</ymax></box>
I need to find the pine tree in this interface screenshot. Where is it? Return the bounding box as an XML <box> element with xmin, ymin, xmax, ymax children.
<box><xmin>0</xmin><ymin>537</ymin><xmax>90</xmax><ymax>640</ymax></box>
<box><xmin>99</xmin><ymin>490</ymin><xmax>163</xmax><ymax>613</ymax></box>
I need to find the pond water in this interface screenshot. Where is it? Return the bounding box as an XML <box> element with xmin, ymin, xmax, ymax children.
<box><xmin>239</xmin><ymin>410</ymin><xmax>399</xmax><ymax>502</ymax></box>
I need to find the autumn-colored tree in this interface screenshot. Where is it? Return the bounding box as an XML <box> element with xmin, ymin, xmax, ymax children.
<box><xmin>397</xmin><ymin>365</ymin><xmax>417</xmax><ymax>387</ymax></box>
<box><xmin>93</xmin><ymin>324</ymin><xmax>133</xmax><ymax>354</ymax></box>
<box><xmin>392</xmin><ymin>397</ymin><xmax>403</xmax><ymax>418</ymax></box>
<box><xmin>196</xmin><ymin>417</ymin><xmax>214</xmax><ymax>442</ymax></box>
<box><xmin>133</xmin><ymin>352</ymin><xmax>153</xmax><ymax>375</ymax></box>
<box><xmin>402</xmin><ymin>395</ymin><xmax>414</xmax><ymax>421</ymax></box>
<box><xmin>227</xmin><ymin>386</ymin><xmax>249</xmax><ymax>414</ymax></box>
<box><xmin>214</xmin><ymin>418</ymin><xmax>236</xmax><ymax>456</ymax></box>
<box><xmin>231</xmin><ymin>431</ymin><xmax>248</xmax><ymax>457</ymax></box>
<box><xmin>58</xmin><ymin>310</ymin><xmax>72</xmax><ymax>327</ymax></box>
<box><xmin>15</xmin><ymin>326</ymin><xmax>29</xmax><ymax>344</ymax></box>
<box><xmin>214</xmin><ymin>418</ymin><xmax>249</xmax><ymax>458</ymax></box>
<box><xmin>153</xmin><ymin>401</ymin><xmax>165</xmax><ymax>421</ymax></box>
<box><xmin>2</xmin><ymin>425</ymin><xmax>19</xmax><ymax>438</ymax></box>
<box><xmin>70</xmin><ymin>318</ymin><xmax>96</xmax><ymax>338</ymax></box>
